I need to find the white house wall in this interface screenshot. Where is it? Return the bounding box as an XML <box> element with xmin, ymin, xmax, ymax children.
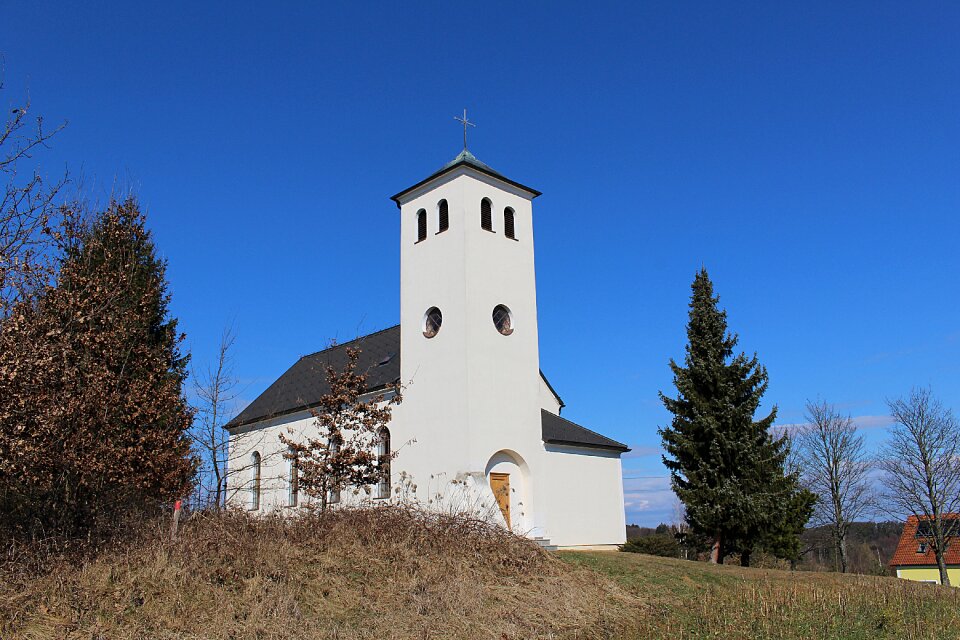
<box><xmin>227</xmin><ymin>410</ymin><xmax>626</xmax><ymax>548</ymax></box>
<box><xmin>540</xmin><ymin>444</ymin><xmax>627</xmax><ymax>547</ymax></box>
<box><xmin>227</xmin><ymin>411</ymin><xmax>314</xmax><ymax>511</ymax></box>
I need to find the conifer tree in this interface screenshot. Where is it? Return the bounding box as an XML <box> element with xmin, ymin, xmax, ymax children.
<box><xmin>659</xmin><ymin>269</ymin><xmax>809</xmax><ymax>564</ymax></box>
<box><xmin>0</xmin><ymin>198</ymin><xmax>195</xmax><ymax>536</ymax></box>
<box><xmin>751</xmin><ymin>474</ymin><xmax>816</xmax><ymax>567</ymax></box>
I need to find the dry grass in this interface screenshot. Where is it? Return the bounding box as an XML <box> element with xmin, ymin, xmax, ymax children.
<box><xmin>560</xmin><ymin>551</ymin><xmax>960</xmax><ymax>640</ymax></box>
<box><xmin>5</xmin><ymin>511</ymin><xmax>960</xmax><ymax>639</ymax></box>
<box><xmin>0</xmin><ymin>507</ymin><xmax>640</xmax><ymax>639</ymax></box>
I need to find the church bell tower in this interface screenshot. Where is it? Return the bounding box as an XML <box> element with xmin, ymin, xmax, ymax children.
<box><xmin>389</xmin><ymin>145</ymin><xmax>544</xmax><ymax>486</ymax></box>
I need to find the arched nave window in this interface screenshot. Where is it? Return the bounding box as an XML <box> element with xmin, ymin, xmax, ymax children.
<box><xmin>288</xmin><ymin>447</ymin><xmax>299</xmax><ymax>507</ymax></box>
<box><xmin>377</xmin><ymin>428</ymin><xmax>391</xmax><ymax>499</ymax></box>
<box><xmin>250</xmin><ymin>451</ymin><xmax>261</xmax><ymax>511</ymax></box>
<box><xmin>328</xmin><ymin>437</ymin><xmax>341</xmax><ymax>505</ymax></box>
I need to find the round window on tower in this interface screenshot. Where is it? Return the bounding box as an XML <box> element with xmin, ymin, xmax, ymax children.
<box><xmin>422</xmin><ymin>307</ymin><xmax>443</xmax><ymax>338</ymax></box>
<box><xmin>492</xmin><ymin>305</ymin><xmax>514</xmax><ymax>336</ymax></box>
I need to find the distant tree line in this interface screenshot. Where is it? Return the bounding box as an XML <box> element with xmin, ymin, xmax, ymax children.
<box><xmin>624</xmin><ymin>520</ymin><xmax>903</xmax><ymax>575</ymax></box>
<box><xmin>799</xmin><ymin>522</ymin><xmax>903</xmax><ymax>576</ymax></box>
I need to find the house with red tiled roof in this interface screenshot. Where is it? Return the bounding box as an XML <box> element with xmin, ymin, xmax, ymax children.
<box><xmin>889</xmin><ymin>515</ymin><xmax>960</xmax><ymax>586</ymax></box>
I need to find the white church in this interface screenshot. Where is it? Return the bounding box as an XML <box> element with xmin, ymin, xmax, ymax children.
<box><xmin>226</xmin><ymin>145</ymin><xmax>628</xmax><ymax>548</ymax></box>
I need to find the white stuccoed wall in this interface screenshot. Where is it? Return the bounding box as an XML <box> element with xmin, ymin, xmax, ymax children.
<box><xmin>393</xmin><ymin>167</ymin><xmax>546</xmax><ymax>535</ymax></box>
<box><xmin>541</xmin><ymin>445</ymin><xmax>627</xmax><ymax>547</ymax></box>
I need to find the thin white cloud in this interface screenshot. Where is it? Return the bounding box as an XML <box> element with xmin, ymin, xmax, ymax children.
<box><xmin>622</xmin><ymin>445</ymin><xmax>663</xmax><ymax>459</ymax></box>
<box><xmin>622</xmin><ymin>475</ymin><xmax>671</xmax><ymax>490</ymax></box>
<box><xmin>851</xmin><ymin>415</ymin><xmax>895</xmax><ymax>429</ymax></box>
<box><xmin>622</xmin><ymin>466</ymin><xmax>676</xmax><ymax>525</ymax></box>
<box><xmin>623</xmin><ymin>484</ymin><xmax>678</xmax><ymax>525</ymax></box>
<box><xmin>776</xmin><ymin>414</ymin><xmax>895</xmax><ymax>432</ymax></box>
<box><xmin>772</xmin><ymin>422</ymin><xmax>807</xmax><ymax>434</ymax></box>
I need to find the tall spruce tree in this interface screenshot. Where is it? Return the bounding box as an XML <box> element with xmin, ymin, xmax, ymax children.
<box><xmin>659</xmin><ymin>269</ymin><xmax>810</xmax><ymax>565</ymax></box>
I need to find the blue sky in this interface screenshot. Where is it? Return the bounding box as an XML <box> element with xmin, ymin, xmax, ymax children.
<box><xmin>4</xmin><ymin>2</ymin><xmax>958</xmax><ymax>526</ymax></box>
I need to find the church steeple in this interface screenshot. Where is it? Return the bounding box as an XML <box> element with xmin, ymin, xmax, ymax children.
<box><xmin>392</xmin><ymin>148</ymin><xmax>544</xmax><ymax>494</ymax></box>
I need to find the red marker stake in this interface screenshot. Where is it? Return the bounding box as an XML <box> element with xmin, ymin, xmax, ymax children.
<box><xmin>171</xmin><ymin>500</ymin><xmax>182</xmax><ymax>539</ymax></box>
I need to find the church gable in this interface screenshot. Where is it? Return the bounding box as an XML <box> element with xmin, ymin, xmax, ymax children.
<box><xmin>225</xmin><ymin>325</ymin><xmax>401</xmax><ymax>430</ymax></box>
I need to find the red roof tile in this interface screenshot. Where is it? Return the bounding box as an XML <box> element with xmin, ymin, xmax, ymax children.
<box><xmin>889</xmin><ymin>514</ymin><xmax>960</xmax><ymax>567</ymax></box>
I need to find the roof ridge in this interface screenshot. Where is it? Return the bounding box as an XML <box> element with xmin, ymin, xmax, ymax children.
<box><xmin>298</xmin><ymin>324</ymin><xmax>400</xmax><ymax>361</ymax></box>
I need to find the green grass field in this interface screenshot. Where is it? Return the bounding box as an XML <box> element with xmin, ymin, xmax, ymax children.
<box><xmin>559</xmin><ymin>551</ymin><xmax>960</xmax><ymax>640</ymax></box>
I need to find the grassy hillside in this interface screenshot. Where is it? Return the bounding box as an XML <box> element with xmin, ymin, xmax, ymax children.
<box><xmin>0</xmin><ymin>508</ymin><xmax>637</xmax><ymax>639</ymax></box>
<box><xmin>2</xmin><ymin>508</ymin><xmax>958</xmax><ymax>639</ymax></box>
<box><xmin>560</xmin><ymin>551</ymin><xmax>960</xmax><ymax>640</ymax></box>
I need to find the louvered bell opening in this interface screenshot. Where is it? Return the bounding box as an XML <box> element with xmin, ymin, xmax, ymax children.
<box><xmin>438</xmin><ymin>200</ymin><xmax>449</xmax><ymax>232</ymax></box>
<box><xmin>504</xmin><ymin>208</ymin><xmax>515</xmax><ymax>239</ymax></box>
<box><xmin>417</xmin><ymin>209</ymin><xmax>427</xmax><ymax>242</ymax></box>
<box><xmin>481</xmin><ymin>198</ymin><xmax>492</xmax><ymax>231</ymax></box>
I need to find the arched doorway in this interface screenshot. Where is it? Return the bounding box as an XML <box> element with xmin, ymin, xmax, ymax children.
<box><xmin>485</xmin><ymin>450</ymin><xmax>531</xmax><ymax>532</ymax></box>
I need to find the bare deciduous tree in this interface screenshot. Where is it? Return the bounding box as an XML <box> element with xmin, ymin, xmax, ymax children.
<box><xmin>280</xmin><ymin>346</ymin><xmax>400</xmax><ymax>512</ymax></box>
<box><xmin>880</xmin><ymin>388</ymin><xmax>960</xmax><ymax>586</ymax></box>
<box><xmin>191</xmin><ymin>326</ymin><xmax>241</xmax><ymax>509</ymax></box>
<box><xmin>797</xmin><ymin>400</ymin><xmax>873</xmax><ymax>573</ymax></box>
<box><xmin>1</xmin><ymin>74</ymin><xmax>68</xmax><ymax>315</ymax></box>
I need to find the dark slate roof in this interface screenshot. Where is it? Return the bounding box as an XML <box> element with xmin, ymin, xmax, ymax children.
<box><xmin>224</xmin><ymin>324</ymin><xmax>606</xmax><ymax>451</ymax></box>
<box><xmin>390</xmin><ymin>149</ymin><xmax>541</xmax><ymax>205</ymax></box>
<box><xmin>541</xmin><ymin>410</ymin><xmax>629</xmax><ymax>452</ymax></box>
<box><xmin>225</xmin><ymin>325</ymin><xmax>401</xmax><ymax>430</ymax></box>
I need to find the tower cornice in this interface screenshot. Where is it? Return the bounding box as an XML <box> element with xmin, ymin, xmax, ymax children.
<box><xmin>391</xmin><ymin>150</ymin><xmax>541</xmax><ymax>207</ymax></box>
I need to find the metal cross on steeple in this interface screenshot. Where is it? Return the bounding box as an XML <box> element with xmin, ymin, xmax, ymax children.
<box><xmin>453</xmin><ymin>108</ymin><xmax>476</xmax><ymax>150</ymax></box>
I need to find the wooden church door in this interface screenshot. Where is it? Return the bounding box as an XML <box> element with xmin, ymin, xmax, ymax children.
<box><xmin>490</xmin><ymin>473</ymin><xmax>511</xmax><ymax>529</ymax></box>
